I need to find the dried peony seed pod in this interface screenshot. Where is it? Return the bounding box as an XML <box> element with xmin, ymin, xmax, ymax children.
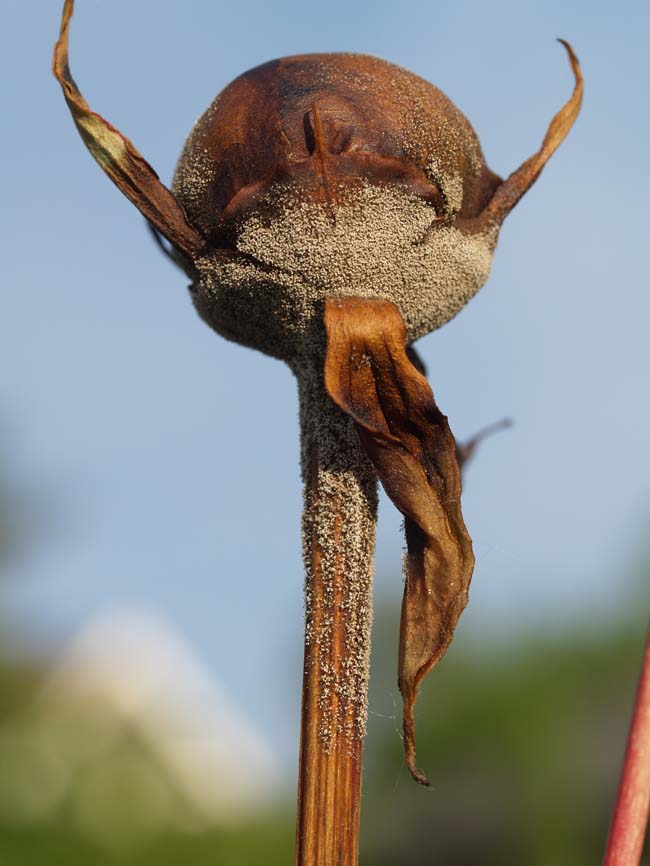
<box><xmin>54</xmin><ymin>2</ymin><xmax>582</xmax><ymax>856</ymax></box>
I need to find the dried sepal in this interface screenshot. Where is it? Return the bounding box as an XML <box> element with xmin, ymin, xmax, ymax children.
<box><xmin>456</xmin><ymin>417</ymin><xmax>513</xmax><ymax>470</ymax></box>
<box><xmin>324</xmin><ymin>297</ymin><xmax>474</xmax><ymax>785</ymax></box>
<box><xmin>474</xmin><ymin>39</ymin><xmax>583</xmax><ymax>231</ymax></box>
<box><xmin>53</xmin><ymin>0</ymin><xmax>204</xmax><ymax>258</ymax></box>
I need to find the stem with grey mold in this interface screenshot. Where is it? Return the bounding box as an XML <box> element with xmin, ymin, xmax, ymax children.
<box><xmin>295</xmin><ymin>350</ymin><xmax>378</xmax><ymax>866</ymax></box>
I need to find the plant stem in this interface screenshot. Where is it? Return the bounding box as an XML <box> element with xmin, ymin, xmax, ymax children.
<box><xmin>295</xmin><ymin>361</ymin><xmax>378</xmax><ymax>866</ymax></box>
<box><xmin>602</xmin><ymin>628</ymin><xmax>650</xmax><ymax>866</ymax></box>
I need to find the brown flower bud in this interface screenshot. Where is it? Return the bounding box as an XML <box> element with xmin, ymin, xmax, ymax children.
<box><xmin>172</xmin><ymin>53</ymin><xmax>506</xmax><ymax>362</ymax></box>
<box><xmin>54</xmin><ymin>1</ymin><xmax>581</xmax><ymax>365</ymax></box>
<box><xmin>173</xmin><ymin>47</ymin><xmax>580</xmax><ymax>362</ymax></box>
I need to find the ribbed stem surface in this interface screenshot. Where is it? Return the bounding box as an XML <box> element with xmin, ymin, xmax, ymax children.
<box><xmin>295</xmin><ymin>362</ymin><xmax>378</xmax><ymax>866</ymax></box>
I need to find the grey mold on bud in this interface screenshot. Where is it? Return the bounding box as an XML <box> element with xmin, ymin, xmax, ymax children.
<box><xmin>182</xmin><ymin>181</ymin><xmax>495</xmax><ymax>365</ymax></box>
<box><xmin>170</xmin><ymin>53</ymin><xmax>510</xmax><ymax>365</ymax></box>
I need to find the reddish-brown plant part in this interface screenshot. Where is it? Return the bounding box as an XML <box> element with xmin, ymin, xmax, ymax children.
<box><xmin>324</xmin><ymin>297</ymin><xmax>474</xmax><ymax>785</ymax></box>
<box><xmin>602</xmin><ymin>630</ymin><xmax>650</xmax><ymax>866</ymax></box>
<box><xmin>171</xmin><ymin>53</ymin><xmax>500</xmax><ymax>234</ymax></box>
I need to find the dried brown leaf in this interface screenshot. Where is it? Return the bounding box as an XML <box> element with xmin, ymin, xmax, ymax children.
<box><xmin>53</xmin><ymin>0</ymin><xmax>204</xmax><ymax>258</ymax></box>
<box><xmin>477</xmin><ymin>39</ymin><xmax>583</xmax><ymax>229</ymax></box>
<box><xmin>456</xmin><ymin>417</ymin><xmax>513</xmax><ymax>470</ymax></box>
<box><xmin>324</xmin><ymin>297</ymin><xmax>475</xmax><ymax>785</ymax></box>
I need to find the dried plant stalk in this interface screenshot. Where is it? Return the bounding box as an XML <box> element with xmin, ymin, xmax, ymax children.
<box><xmin>296</xmin><ymin>360</ymin><xmax>378</xmax><ymax>866</ymax></box>
<box><xmin>602</xmin><ymin>630</ymin><xmax>650</xmax><ymax>866</ymax></box>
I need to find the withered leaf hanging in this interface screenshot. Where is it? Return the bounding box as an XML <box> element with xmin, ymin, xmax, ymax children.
<box><xmin>325</xmin><ymin>297</ymin><xmax>474</xmax><ymax>785</ymax></box>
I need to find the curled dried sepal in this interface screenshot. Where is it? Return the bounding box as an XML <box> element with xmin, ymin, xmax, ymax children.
<box><xmin>475</xmin><ymin>39</ymin><xmax>583</xmax><ymax>231</ymax></box>
<box><xmin>456</xmin><ymin>417</ymin><xmax>513</xmax><ymax>470</ymax></box>
<box><xmin>324</xmin><ymin>297</ymin><xmax>475</xmax><ymax>785</ymax></box>
<box><xmin>53</xmin><ymin>0</ymin><xmax>204</xmax><ymax>258</ymax></box>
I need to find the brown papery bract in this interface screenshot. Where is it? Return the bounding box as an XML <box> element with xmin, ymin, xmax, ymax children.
<box><xmin>52</xmin><ymin>0</ymin><xmax>204</xmax><ymax>259</ymax></box>
<box><xmin>324</xmin><ymin>297</ymin><xmax>474</xmax><ymax>785</ymax></box>
<box><xmin>472</xmin><ymin>39</ymin><xmax>583</xmax><ymax>232</ymax></box>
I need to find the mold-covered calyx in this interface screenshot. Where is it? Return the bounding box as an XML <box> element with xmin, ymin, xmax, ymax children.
<box><xmin>53</xmin><ymin>2</ymin><xmax>582</xmax><ymax>363</ymax></box>
<box><xmin>171</xmin><ymin>54</ymin><xmax>499</xmax><ymax>361</ymax></box>
<box><xmin>184</xmin><ymin>179</ymin><xmax>495</xmax><ymax>363</ymax></box>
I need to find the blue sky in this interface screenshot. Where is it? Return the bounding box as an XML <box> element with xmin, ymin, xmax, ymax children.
<box><xmin>1</xmin><ymin>0</ymin><xmax>649</xmax><ymax>763</ymax></box>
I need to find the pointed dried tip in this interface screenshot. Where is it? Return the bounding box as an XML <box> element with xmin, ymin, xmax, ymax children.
<box><xmin>479</xmin><ymin>39</ymin><xmax>583</xmax><ymax>228</ymax></box>
<box><xmin>456</xmin><ymin>416</ymin><xmax>514</xmax><ymax>470</ymax></box>
<box><xmin>403</xmin><ymin>706</ymin><xmax>431</xmax><ymax>786</ymax></box>
<box><xmin>52</xmin><ymin>0</ymin><xmax>204</xmax><ymax>258</ymax></box>
<box><xmin>53</xmin><ymin>0</ymin><xmax>73</xmax><ymax>77</ymax></box>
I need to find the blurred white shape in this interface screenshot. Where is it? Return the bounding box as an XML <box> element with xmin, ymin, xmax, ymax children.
<box><xmin>0</xmin><ymin>607</ymin><xmax>284</xmax><ymax>847</ymax></box>
<box><xmin>38</xmin><ymin>607</ymin><xmax>281</xmax><ymax>826</ymax></box>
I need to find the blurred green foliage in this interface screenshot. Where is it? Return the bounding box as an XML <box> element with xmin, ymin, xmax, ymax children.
<box><xmin>0</xmin><ymin>820</ymin><xmax>294</xmax><ymax>866</ymax></box>
<box><xmin>0</xmin><ymin>453</ymin><xmax>647</xmax><ymax>864</ymax></box>
<box><xmin>363</xmin><ymin>608</ymin><xmax>648</xmax><ymax>866</ymax></box>
<box><xmin>0</xmin><ymin>609</ymin><xmax>646</xmax><ymax>865</ymax></box>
